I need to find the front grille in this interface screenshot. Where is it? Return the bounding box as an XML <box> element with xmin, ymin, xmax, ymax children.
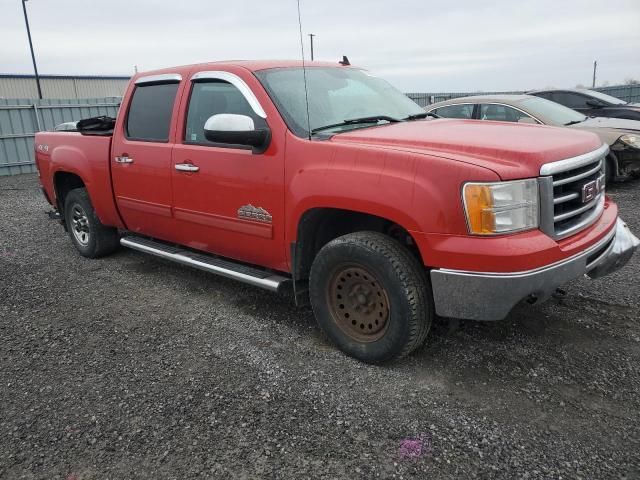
<box><xmin>539</xmin><ymin>145</ymin><xmax>608</xmax><ymax>240</ymax></box>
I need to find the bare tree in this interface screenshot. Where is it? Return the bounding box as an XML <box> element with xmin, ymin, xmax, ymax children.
<box><xmin>624</xmin><ymin>78</ymin><xmax>640</xmax><ymax>85</ymax></box>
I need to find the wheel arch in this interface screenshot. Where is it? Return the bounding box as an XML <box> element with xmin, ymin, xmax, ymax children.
<box><xmin>53</xmin><ymin>170</ymin><xmax>86</xmax><ymax>214</ymax></box>
<box><xmin>291</xmin><ymin>206</ymin><xmax>425</xmax><ymax>285</ymax></box>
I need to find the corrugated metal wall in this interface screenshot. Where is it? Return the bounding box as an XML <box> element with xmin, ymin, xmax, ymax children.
<box><xmin>0</xmin><ymin>97</ymin><xmax>120</xmax><ymax>176</ymax></box>
<box><xmin>0</xmin><ymin>75</ymin><xmax>129</xmax><ymax>100</ymax></box>
<box><xmin>596</xmin><ymin>85</ymin><xmax>640</xmax><ymax>104</ymax></box>
<box><xmin>407</xmin><ymin>84</ymin><xmax>640</xmax><ymax>106</ymax></box>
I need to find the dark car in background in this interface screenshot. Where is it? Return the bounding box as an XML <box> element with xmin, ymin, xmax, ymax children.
<box><xmin>529</xmin><ymin>88</ymin><xmax>640</xmax><ymax>120</ymax></box>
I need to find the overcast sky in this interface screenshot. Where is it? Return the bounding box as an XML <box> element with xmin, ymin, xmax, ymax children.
<box><xmin>1</xmin><ymin>0</ymin><xmax>639</xmax><ymax>91</ymax></box>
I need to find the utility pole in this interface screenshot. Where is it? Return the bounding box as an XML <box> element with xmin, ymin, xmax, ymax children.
<box><xmin>592</xmin><ymin>60</ymin><xmax>597</xmax><ymax>88</ymax></box>
<box><xmin>21</xmin><ymin>0</ymin><xmax>43</xmax><ymax>99</ymax></box>
<box><xmin>308</xmin><ymin>33</ymin><xmax>315</xmax><ymax>61</ymax></box>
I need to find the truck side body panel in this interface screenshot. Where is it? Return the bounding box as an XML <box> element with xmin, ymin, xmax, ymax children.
<box><xmin>33</xmin><ymin>60</ymin><xmax>634</xmax><ymax>284</ymax></box>
<box><xmin>35</xmin><ymin>132</ymin><xmax>124</xmax><ymax>229</ymax></box>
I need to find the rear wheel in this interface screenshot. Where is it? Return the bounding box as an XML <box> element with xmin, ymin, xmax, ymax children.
<box><xmin>309</xmin><ymin>231</ymin><xmax>432</xmax><ymax>363</ymax></box>
<box><xmin>63</xmin><ymin>188</ymin><xmax>119</xmax><ymax>258</ymax></box>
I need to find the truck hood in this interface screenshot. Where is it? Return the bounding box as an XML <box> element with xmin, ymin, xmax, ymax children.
<box><xmin>330</xmin><ymin>119</ymin><xmax>603</xmax><ymax>180</ymax></box>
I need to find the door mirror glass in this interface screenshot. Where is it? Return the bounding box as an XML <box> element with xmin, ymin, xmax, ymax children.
<box><xmin>204</xmin><ymin>114</ymin><xmax>270</xmax><ymax>153</ymax></box>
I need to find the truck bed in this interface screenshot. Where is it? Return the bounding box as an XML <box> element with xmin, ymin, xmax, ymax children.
<box><xmin>35</xmin><ymin>131</ymin><xmax>123</xmax><ymax>229</ymax></box>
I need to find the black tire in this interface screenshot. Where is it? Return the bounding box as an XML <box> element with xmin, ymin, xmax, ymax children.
<box><xmin>63</xmin><ymin>188</ymin><xmax>119</xmax><ymax>258</ymax></box>
<box><xmin>309</xmin><ymin>231</ymin><xmax>432</xmax><ymax>363</ymax></box>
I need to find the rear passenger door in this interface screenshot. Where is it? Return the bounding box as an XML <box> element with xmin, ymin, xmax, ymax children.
<box><xmin>111</xmin><ymin>74</ymin><xmax>183</xmax><ymax>240</ymax></box>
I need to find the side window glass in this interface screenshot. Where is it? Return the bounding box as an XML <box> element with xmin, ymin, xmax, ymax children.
<box><xmin>480</xmin><ymin>104</ymin><xmax>530</xmax><ymax>122</ymax></box>
<box><xmin>185</xmin><ymin>80</ymin><xmax>264</xmax><ymax>145</ymax></box>
<box><xmin>126</xmin><ymin>83</ymin><xmax>179</xmax><ymax>142</ymax></box>
<box><xmin>434</xmin><ymin>104</ymin><xmax>473</xmax><ymax>119</ymax></box>
<box><xmin>553</xmin><ymin>92</ymin><xmax>588</xmax><ymax>109</ymax></box>
<box><xmin>535</xmin><ymin>92</ymin><xmax>553</xmax><ymax>101</ymax></box>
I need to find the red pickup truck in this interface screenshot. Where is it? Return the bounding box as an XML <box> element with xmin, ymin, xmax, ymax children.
<box><xmin>35</xmin><ymin>60</ymin><xmax>638</xmax><ymax>363</ymax></box>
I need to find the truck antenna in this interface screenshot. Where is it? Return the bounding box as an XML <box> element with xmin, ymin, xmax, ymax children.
<box><xmin>296</xmin><ymin>0</ymin><xmax>312</xmax><ymax>140</ymax></box>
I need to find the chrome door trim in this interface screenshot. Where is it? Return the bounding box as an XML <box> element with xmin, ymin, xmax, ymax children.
<box><xmin>174</xmin><ymin>163</ymin><xmax>200</xmax><ymax>172</ymax></box>
<box><xmin>114</xmin><ymin>155</ymin><xmax>134</xmax><ymax>164</ymax></box>
<box><xmin>135</xmin><ymin>73</ymin><xmax>182</xmax><ymax>85</ymax></box>
<box><xmin>191</xmin><ymin>71</ymin><xmax>267</xmax><ymax>119</ymax></box>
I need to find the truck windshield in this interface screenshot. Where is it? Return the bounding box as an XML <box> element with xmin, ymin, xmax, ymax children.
<box><xmin>255</xmin><ymin>67</ymin><xmax>425</xmax><ymax>138</ymax></box>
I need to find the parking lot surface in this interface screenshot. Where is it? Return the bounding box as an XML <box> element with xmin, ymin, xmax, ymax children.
<box><xmin>1</xmin><ymin>173</ymin><xmax>639</xmax><ymax>479</ymax></box>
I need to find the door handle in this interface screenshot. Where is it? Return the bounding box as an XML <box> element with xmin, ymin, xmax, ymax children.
<box><xmin>175</xmin><ymin>163</ymin><xmax>200</xmax><ymax>172</ymax></box>
<box><xmin>115</xmin><ymin>155</ymin><xmax>134</xmax><ymax>164</ymax></box>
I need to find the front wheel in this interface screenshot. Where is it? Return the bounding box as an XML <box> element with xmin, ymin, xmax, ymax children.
<box><xmin>309</xmin><ymin>231</ymin><xmax>432</xmax><ymax>363</ymax></box>
<box><xmin>63</xmin><ymin>188</ymin><xmax>119</xmax><ymax>258</ymax></box>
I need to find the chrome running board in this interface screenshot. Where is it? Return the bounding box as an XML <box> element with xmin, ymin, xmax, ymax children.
<box><xmin>120</xmin><ymin>235</ymin><xmax>290</xmax><ymax>293</ymax></box>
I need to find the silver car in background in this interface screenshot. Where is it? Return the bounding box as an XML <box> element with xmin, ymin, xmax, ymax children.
<box><xmin>425</xmin><ymin>95</ymin><xmax>640</xmax><ymax>182</ymax></box>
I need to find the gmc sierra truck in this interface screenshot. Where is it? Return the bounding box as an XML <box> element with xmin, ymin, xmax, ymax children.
<box><xmin>35</xmin><ymin>60</ymin><xmax>639</xmax><ymax>363</ymax></box>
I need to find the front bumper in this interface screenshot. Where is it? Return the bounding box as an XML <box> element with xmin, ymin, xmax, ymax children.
<box><xmin>430</xmin><ymin>218</ymin><xmax>639</xmax><ymax>320</ymax></box>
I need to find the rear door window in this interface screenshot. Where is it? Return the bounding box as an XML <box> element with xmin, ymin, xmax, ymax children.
<box><xmin>479</xmin><ymin>104</ymin><xmax>531</xmax><ymax>122</ymax></box>
<box><xmin>551</xmin><ymin>92</ymin><xmax>589</xmax><ymax>109</ymax></box>
<box><xmin>126</xmin><ymin>83</ymin><xmax>179</xmax><ymax>142</ymax></box>
<box><xmin>433</xmin><ymin>104</ymin><xmax>474</xmax><ymax>119</ymax></box>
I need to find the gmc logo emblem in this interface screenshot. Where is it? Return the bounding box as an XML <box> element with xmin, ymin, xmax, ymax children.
<box><xmin>582</xmin><ymin>174</ymin><xmax>605</xmax><ymax>203</ymax></box>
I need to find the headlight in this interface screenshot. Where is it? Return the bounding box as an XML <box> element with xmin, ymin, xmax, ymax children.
<box><xmin>619</xmin><ymin>134</ymin><xmax>640</xmax><ymax>149</ymax></box>
<box><xmin>463</xmin><ymin>179</ymin><xmax>539</xmax><ymax>235</ymax></box>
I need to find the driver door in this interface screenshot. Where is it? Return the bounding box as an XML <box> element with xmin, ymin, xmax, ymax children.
<box><xmin>170</xmin><ymin>71</ymin><xmax>286</xmax><ymax>271</ymax></box>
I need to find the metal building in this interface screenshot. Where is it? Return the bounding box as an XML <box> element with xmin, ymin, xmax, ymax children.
<box><xmin>0</xmin><ymin>74</ymin><xmax>130</xmax><ymax>99</ymax></box>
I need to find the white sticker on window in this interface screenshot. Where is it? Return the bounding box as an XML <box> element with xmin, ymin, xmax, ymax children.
<box><xmin>191</xmin><ymin>133</ymin><xmax>197</xmax><ymax>141</ymax></box>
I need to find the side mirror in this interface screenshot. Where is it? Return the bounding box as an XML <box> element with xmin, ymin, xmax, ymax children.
<box><xmin>204</xmin><ymin>114</ymin><xmax>270</xmax><ymax>153</ymax></box>
<box><xmin>586</xmin><ymin>99</ymin><xmax>604</xmax><ymax>108</ymax></box>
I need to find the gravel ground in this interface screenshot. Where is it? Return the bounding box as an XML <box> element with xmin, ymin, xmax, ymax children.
<box><xmin>1</xmin><ymin>173</ymin><xmax>639</xmax><ymax>480</ymax></box>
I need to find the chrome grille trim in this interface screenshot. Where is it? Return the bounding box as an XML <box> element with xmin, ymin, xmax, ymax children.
<box><xmin>555</xmin><ymin>197</ymin><xmax>605</xmax><ymax>240</ymax></box>
<box><xmin>553</xmin><ymin>192</ymin><xmax>603</xmax><ymax>222</ymax></box>
<box><xmin>539</xmin><ymin>144</ymin><xmax>609</xmax><ymax>240</ymax></box>
<box><xmin>539</xmin><ymin>144</ymin><xmax>609</xmax><ymax>176</ymax></box>
<box><xmin>553</xmin><ymin>192</ymin><xmax>579</xmax><ymax>205</ymax></box>
<box><xmin>552</xmin><ymin>160</ymin><xmax>602</xmax><ymax>187</ymax></box>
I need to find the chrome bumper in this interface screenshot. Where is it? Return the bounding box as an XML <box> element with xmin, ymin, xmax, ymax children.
<box><xmin>430</xmin><ymin>218</ymin><xmax>639</xmax><ymax>321</ymax></box>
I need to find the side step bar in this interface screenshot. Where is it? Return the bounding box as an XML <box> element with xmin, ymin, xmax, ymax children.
<box><xmin>120</xmin><ymin>236</ymin><xmax>291</xmax><ymax>293</ymax></box>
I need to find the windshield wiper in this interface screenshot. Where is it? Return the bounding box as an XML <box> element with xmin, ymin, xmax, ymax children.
<box><xmin>403</xmin><ymin>112</ymin><xmax>439</xmax><ymax>120</ymax></box>
<box><xmin>564</xmin><ymin>117</ymin><xmax>587</xmax><ymax>126</ymax></box>
<box><xmin>311</xmin><ymin>115</ymin><xmax>401</xmax><ymax>134</ymax></box>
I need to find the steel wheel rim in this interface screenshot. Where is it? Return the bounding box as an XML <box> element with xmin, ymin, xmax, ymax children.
<box><xmin>327</xmin><ymin>264</ymin><xmax>390</xmax><ymax>343</ymax></box>
<box><xmin>71</xmin><ymin>205</ymin><xmax>90</xmax><ymax>246</ymax></box>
